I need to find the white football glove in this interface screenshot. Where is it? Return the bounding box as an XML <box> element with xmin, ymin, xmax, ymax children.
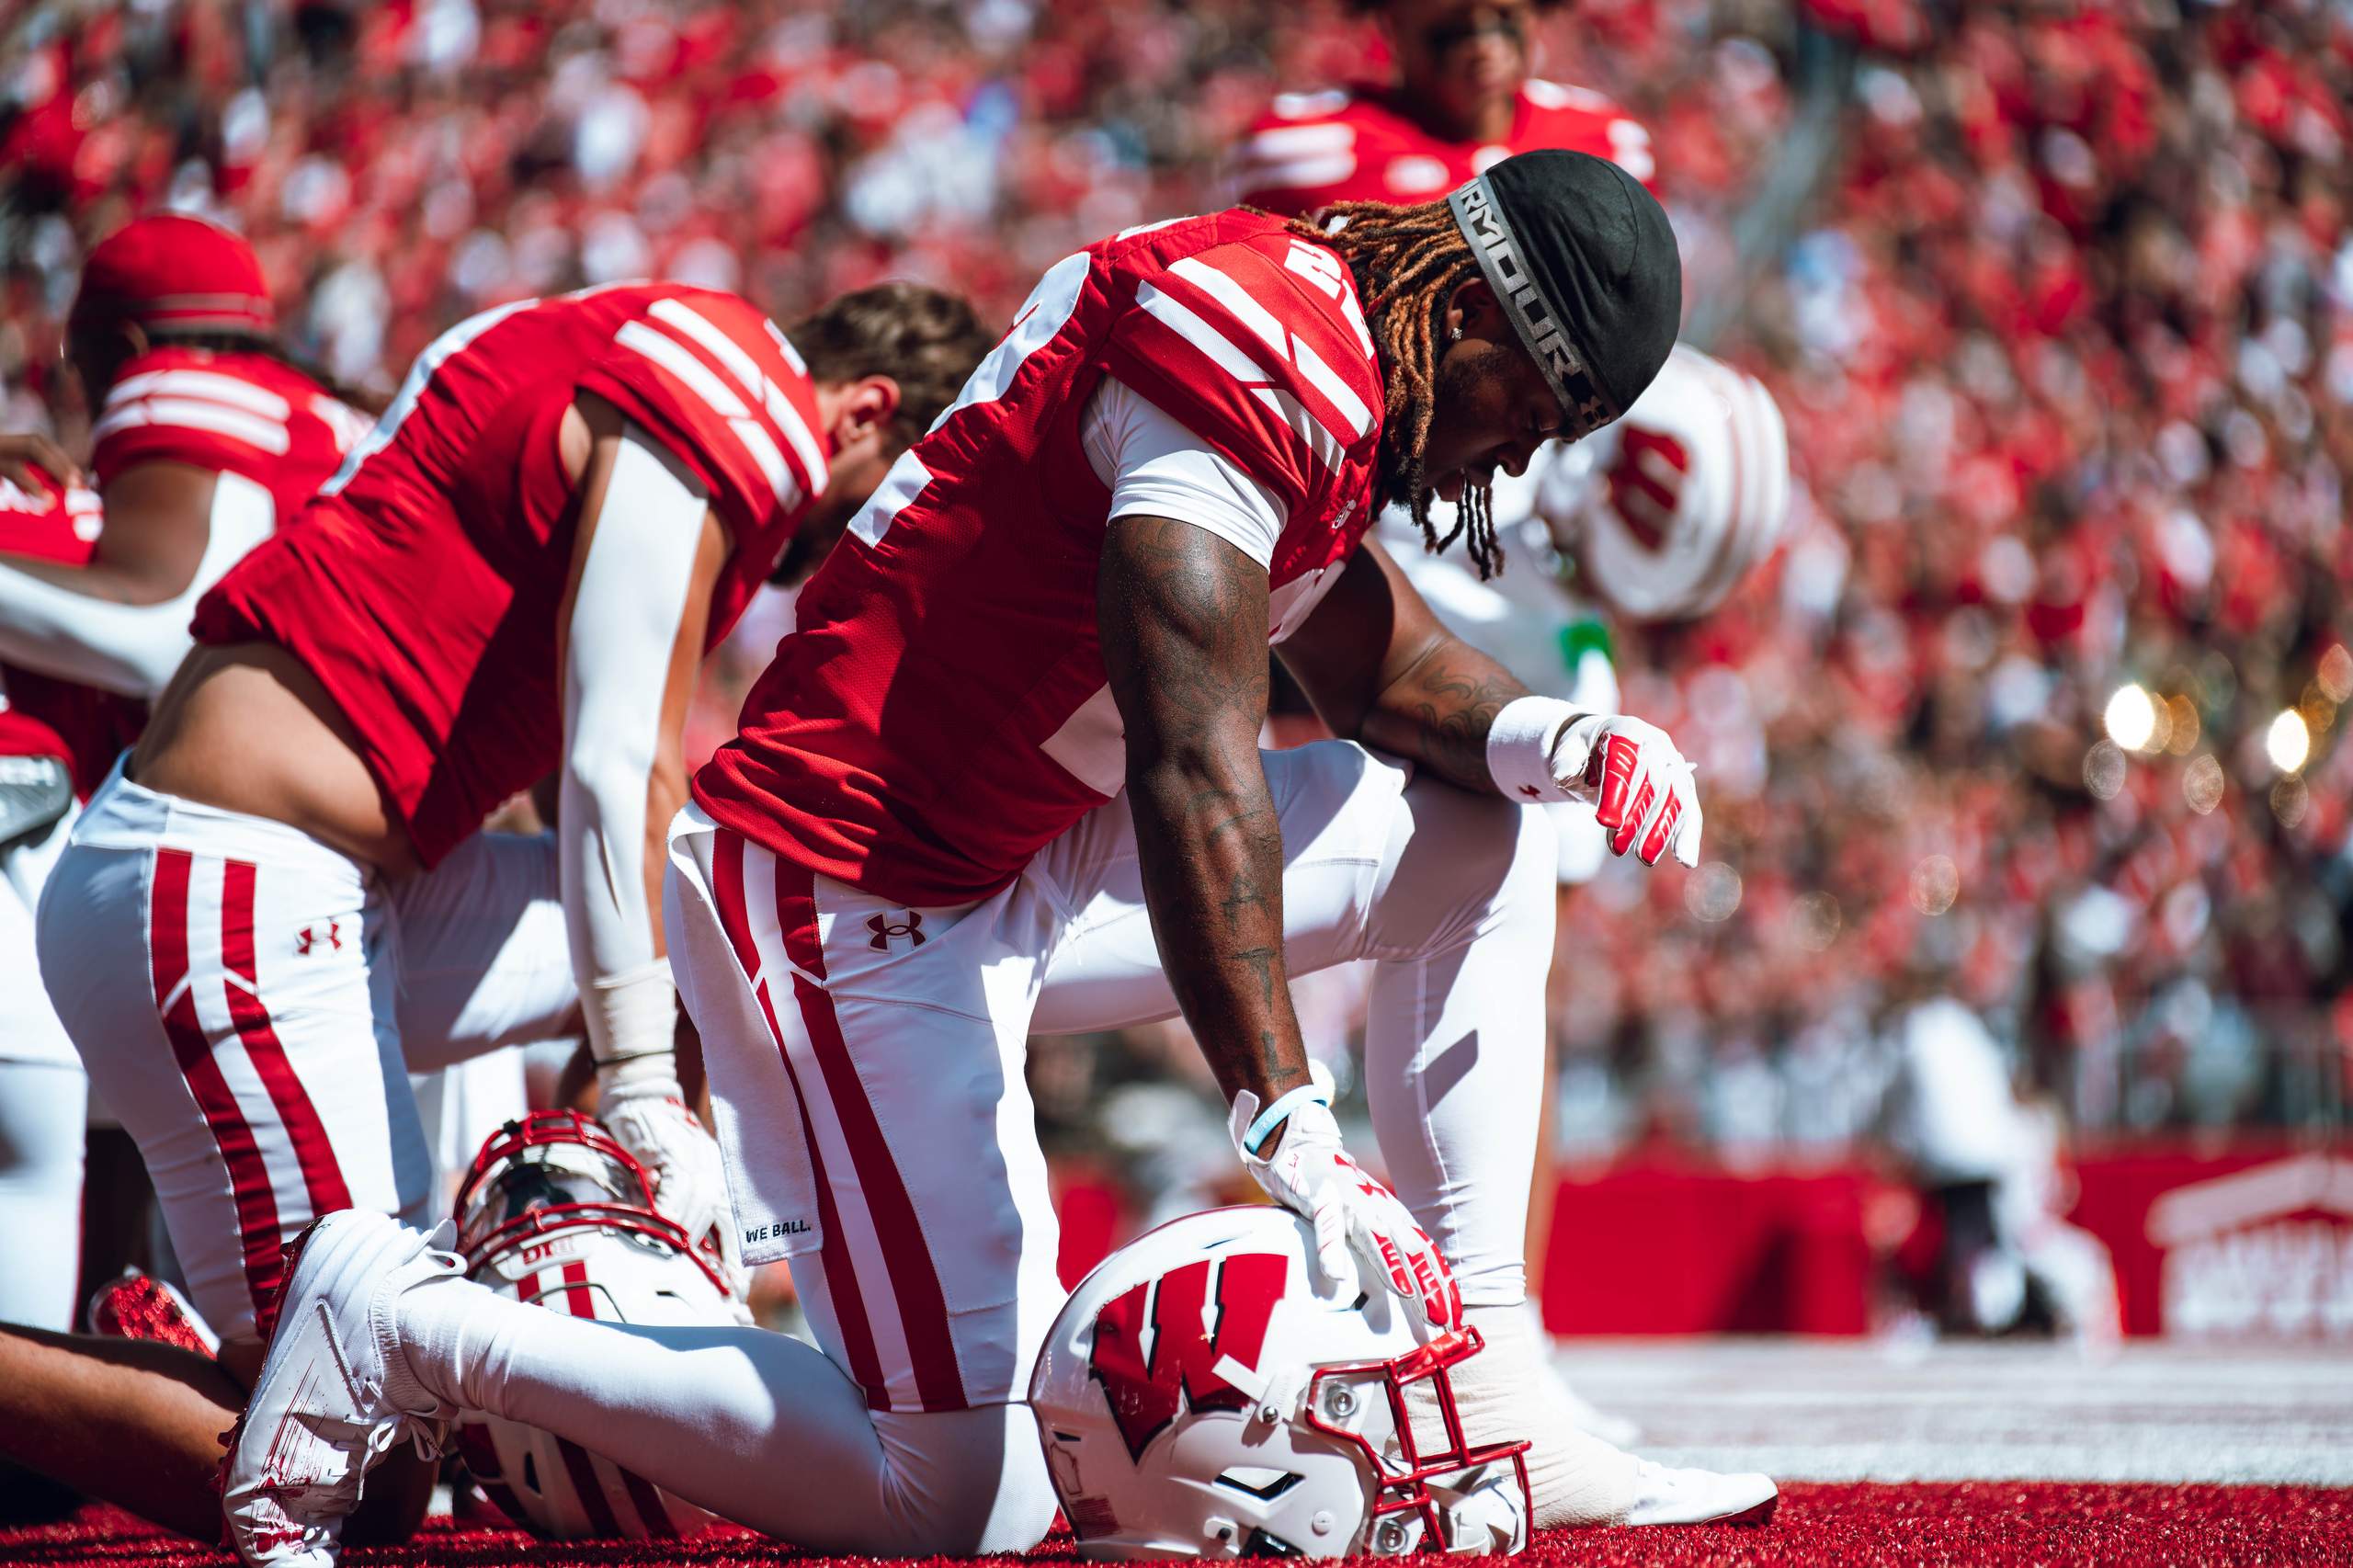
<box><xmin>600</xmin><ymin>1078</ymin><xmax>749</xmax><ymax>1308</ymax></box>
<box><xmin>1229</xmin><ymin>1073</ymin><xmax>1461</xmax><ymax>1330</ymax></box>
<box><xmin>1549</xmin><ymin>712</ymin><xmax>1703</xmax><ymax>868</ymax></box>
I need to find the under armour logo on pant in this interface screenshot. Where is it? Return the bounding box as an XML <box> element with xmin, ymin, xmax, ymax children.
<box><xmin>295</xmin><ymin>921</ymin><xmax>343</xmax><ymax>955</ymax></box>
<box><xmin>868</xmin><ymin>911</ymin><xmax>926</xmax><ymax>950</ymax></box>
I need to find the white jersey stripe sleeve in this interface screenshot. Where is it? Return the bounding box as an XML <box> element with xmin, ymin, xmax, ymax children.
<box><xmin>105</xmin><ymin>369</ymin><xmax>290</xmax><ymax>421</ymax></box>
<box><xmin>1164</xmin><ymin>256</ymin><xmax>1370</xmax><ymax>441</ymax></box>
<box><xmin>90</xmin><ymin>397</ymin><xmax>291</xmax><ymax>456</ymax></box>
<box><xmin>1247</xmin><ymin>387</ymin><xmax>1347</xmax><ymax>476</ymax></box>
<box><xmin>613</xmin><ymin>320</ymin><xmax>797</xmax><ymax>509</ymax></box>
<box><xmin>1082</xmin><ymin>378</ymin><xmax>1285</xmax><ymax>568</ymax></box>
<box><xmin>1131</xmin><ymin>281</ymin><xmax>1274</xmax><ymax>387</ymax></box>
<box><xmin>647</xmin><ymin>300</ymin><xmax>828</xmax><ymax>497</ymax></box>
<box><xmin>1239</xmin><ymin>122</ymin><xmax>1356</xmax><ymax>160</ymax></box>
<box><xmin>105</xmin><ymin>369</ymin><xmax>292</xmax><ymax>420</ymax></box>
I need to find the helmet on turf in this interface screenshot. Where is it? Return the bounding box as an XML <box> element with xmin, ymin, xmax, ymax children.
<box><xmin>450</xmin><ymin>1110</ymin><xmax>737</xmax><ymax>1540</ymax></box>
<box><xmin>1029</xmin><ymin>1206</ymin><xmax>1530</xmax><ymax>1559</ymax></box>
<box><xmin>1571</xmin><ymin>343</ymin><xmax>1790</xmax><ymax>622</ymax></box>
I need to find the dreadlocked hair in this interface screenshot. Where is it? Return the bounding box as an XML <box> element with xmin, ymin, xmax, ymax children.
<box><xmin>1281</xmin><ymin>198</ymin><xmax>1503</xmax><ymax>578</ymax></box>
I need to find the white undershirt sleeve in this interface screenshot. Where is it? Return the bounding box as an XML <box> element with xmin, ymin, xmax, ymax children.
<box><xmin>0</xmin><ymin>471</ymin><xmax>275</xmax><ymax>698</ymax></box>
<box><xmin>560</xmin><ymin>422</ymin><xmax>710</xmax><ymax>1075</ymax></box>
<box><xmin>1082</xmin><ymin>377</ymin><xmax>1288</xmax><ymax>567</ymax></box>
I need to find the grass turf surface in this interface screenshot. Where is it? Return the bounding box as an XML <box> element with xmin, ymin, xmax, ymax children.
<box><xmin>2</xmin><ymin>1485</ymin><xmax>2348</xmax><ymax>1566</ymax></box>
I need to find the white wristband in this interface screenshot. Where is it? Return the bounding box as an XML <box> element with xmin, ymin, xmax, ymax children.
<box><xmin>1486</xmin><ymin>695</ymin><xmax>1584</xmax><ymax>803</ymax></box>
<box><xmin>586</xmin><ymin>957</ymin><xmax>679</xmax><ymax>1090</ymax></box>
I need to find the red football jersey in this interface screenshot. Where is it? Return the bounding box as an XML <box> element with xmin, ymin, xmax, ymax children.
<box><xmin>0</xmin><ymin>474</ymin><xmax>129</xmax><ymax>792</ymax></box>
<box><xmin>91</xmin><ymin>346</ymin><xmax>374</xmax><ymax>522</ymax></box>
<box><xmin>1234</xmin><ymin>79</ymin><xmax>1655</xmax><ymax>216</ymax></box>
<box><xmin>694</xmin><ymin>210</ymin><xmax>1385</xmax><ymax>906</ymax></box>
<box><xmin>193</xmin><ymin>283</ymin><xmax>830</xmax><ymax>869</ymax></box>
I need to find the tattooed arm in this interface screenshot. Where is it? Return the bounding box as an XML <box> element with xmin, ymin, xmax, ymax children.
<box><xmin>1277</xmin><ymin>537</ymin><xmax>1531</xmax><ymax>793</ymax></box>
<box><xmin>1097</xmin><ymin>514</ymin><xmax>1311</xmax><ymax>1107</ymax></box>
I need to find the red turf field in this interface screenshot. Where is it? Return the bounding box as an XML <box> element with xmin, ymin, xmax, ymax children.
<box><xmin>6</xmin><ymin>1485</ymin><xmax>2350</xmax><ymax>1568</ymax></box>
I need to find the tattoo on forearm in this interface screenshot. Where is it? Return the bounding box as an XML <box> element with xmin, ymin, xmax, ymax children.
<box><xmin>1404</xmin><ymin>663</ymin><xmax>1522</xmax><ymax>783</ymax></box>
<box><xmin>1361</xmin><ymin>639</ymin><xmax>1529</xmax><ymax>795</ymax></box>
<box><xmin>1100</xmin><ymin>516</ymin><xmax>1313</xmax><ymax>1105</ymax></box>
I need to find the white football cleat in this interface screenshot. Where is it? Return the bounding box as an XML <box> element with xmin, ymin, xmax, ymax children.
<box><xmin>1620</xmin><ymin>1459</ymin><xmax>1779</xmax><ymax>1527</ymax></box>
<box><xmin>222</xmin><ymin>1211</ymin><xmax>463</xmax><ymax>1567</ymax></box>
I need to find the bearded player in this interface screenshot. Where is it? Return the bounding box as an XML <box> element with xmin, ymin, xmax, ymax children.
<box><xmin>223</xmin><ymin>150</ymin><xmax>1774</xmax><ymax>1567</ymax></box>
<box><xmin>0</xmin><ymin>215</ymin><xmax>373</xmax><ymax>1341</ymax></box>
<box><xmin>0</xmin><ymin>278</ymin><xmax>989</xmax><ymax>1542</ymax></box>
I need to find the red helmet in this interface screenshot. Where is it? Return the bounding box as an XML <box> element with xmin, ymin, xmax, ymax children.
<box><xmin>70</xmin><ymin>213</ymin><xmax>275</xmax><ymax>336</ymax></box>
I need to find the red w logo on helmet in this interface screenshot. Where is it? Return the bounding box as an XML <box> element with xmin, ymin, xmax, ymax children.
<box><xmin>1607</xmin><ymin>426</ymin><xmax>1690</xmax><ymax>551</ymax></box>
<box><xmin>1086</xmin><ymin>1253</ymin><xmax>1287</xmax><ymax>1461</ymax></box>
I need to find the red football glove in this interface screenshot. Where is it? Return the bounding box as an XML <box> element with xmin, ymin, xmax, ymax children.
<box><xmin>1549</xmin><ymin>713</ymin><xmax>1703</xmax><ymax>868</ymax></box>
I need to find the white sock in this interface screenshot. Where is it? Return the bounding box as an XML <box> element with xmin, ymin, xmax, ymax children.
<box><xmin>1428</xmin><ymin>1301</ymin><xmax>1642</xmax><ymax>1528</ymax></box>
<box><xmin>382</xmin><ymin>1270</ymin><xmax>509</xmax><ymax>1415</ymax></box>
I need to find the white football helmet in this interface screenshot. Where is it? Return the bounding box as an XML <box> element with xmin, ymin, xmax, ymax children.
<box><xmin>449</xmin><ymin>1110</ymin><xmax>738</xmax><ymax>1540</ymax></box>
<box><xmin>1568</xmin><ymin>343</ymin><xmax>1791</xmax><ymax>622</ymax></box>
<box><xmin>1029</xmin><ymin>1206</ymin><xmax>1530</xmax><ymax>1559</ymax></box>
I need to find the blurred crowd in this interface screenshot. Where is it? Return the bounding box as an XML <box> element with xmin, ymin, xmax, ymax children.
<box><xmin>3</xmin><ymin>0</ymin><xmax>2347</xmax><ymax>1162</ymax></box>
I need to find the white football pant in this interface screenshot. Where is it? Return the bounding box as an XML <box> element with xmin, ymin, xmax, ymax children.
<box><xmin>390</xmin><ymin>739</ymin><xmax>1554</xmax><ymax>1552</ymax></box>
<box><xmin>35</xmin><ymin>763</ymin><xmax>581</xmax><ymax>1346</ymax></box>
<box><xmin>0</xmin><ymin>802</ymin><xmax>85</xmax><ymax>1330</ymax></box>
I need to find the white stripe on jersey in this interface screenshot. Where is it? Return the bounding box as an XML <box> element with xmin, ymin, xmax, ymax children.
<box><xmin>1236</xmin><ymin>154</ymin><xmax>1358</xmax><ymax>193</ymax></box>
<box><xmin>648</xmin><ymin>300</ymin><xmax>773</xmax><ymax>415</ymax></box>
<box><xmin>105</xmin><ymin>369</ymin><xmax>291</xmax><ymax>422</ymax></box>
<box><xmin>761</xmin><ymin>320</ymin><xmax>808</xmax><ymax>378</ymax></box>
<box><xmin>1114</xmin><ymin>216</ymin><xmax>1190</xmax><ymax>242</ymax></box>
<box><xmin>646</xmin><ymin>300</ymin><xmax>829</xmax><ymax>498</ymax></box>
<box><xmin>1249</xmin><ymin>387</ymin><xmax>1345</xmax><ymax>475</ymax></box>
<box><xmin>613</xmin><ymin>319</ymin><xmax>797</xmax><ymax>509</ymax></box>
<box><xmin>323</xmin><ymin>297</ymin><xmax>538</xmax><ymax>496</ymax></box>
<box><xmin>1166</xmin><ymin>256</ymin><xmax>1374</xmax><ymax>439</ymax></box>
<box><xmin>1165</xmin><ymin>256</ymin><xmax>1292</xmax><ymax>370</ymax></box>
<box><xmin>1240</xmin><ymin>122</ymin><xmax>1355</xmax><ymax>160</ymax></box>
<box><xmin>1132</xmin><ymin>280</ymin><xmax>1273</xmax><ymax>387</ymax></box>
<box><xmin>847</xmin><ymin>451</ymin><xmax>931</xmax><ymax>551</ymax></box>
<box><xmin>1286</xmin><ymin>339</ymin><xmax>1372</xmax><ymax>440</ymax></box>
<box><xmin>90</xmin><ymin>397</ymin><xmax>291</xmax><ymax>455</ymax></box>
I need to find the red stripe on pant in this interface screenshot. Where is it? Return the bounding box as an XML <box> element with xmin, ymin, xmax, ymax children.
<box><xmin>219</xmin><ymin>858</ymin><xmax>353</xmax><ymax>1223</ymax></box>
<box><xmin>710</xmin><ymin>834</ymin><xmax>890</xmax><ymax>1408</ymax></box>
<box><xmin>518</xmin><ymin>1267</ymin><xmax>624</xmax><ymax>1538</ymax></box>
<box><xmin>771</xmin><ymin>860</ymin><xmax>966</xmax><ymax>1412</ymax></box>
<box><xmin>150</xmin><ymin>847</ymin><xmax>285</xmax><ymax>1329</ymax></box>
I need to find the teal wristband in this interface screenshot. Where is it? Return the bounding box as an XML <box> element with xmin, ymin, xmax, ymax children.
<box><xmin>1243</xmin><ymin>1084</ymin><xmax>1331</xmax><ymax>1157</ymax></box>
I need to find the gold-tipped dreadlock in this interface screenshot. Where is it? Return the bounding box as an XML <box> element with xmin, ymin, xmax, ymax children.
<box><xmin>1282</xmin><ymin>198</ymin><xmax>1504</xmax><ymax>578</ymax></box>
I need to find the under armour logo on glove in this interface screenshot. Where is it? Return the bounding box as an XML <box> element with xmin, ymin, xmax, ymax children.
<box><xmin>868</xmin><ymin>911</ymin><xmax>926</xmax><ymax>950</ymax></box>
<box><xmin>295</xmin><ymin>921</ymin><xmax>343</xmax><ymax>955</ymax></box>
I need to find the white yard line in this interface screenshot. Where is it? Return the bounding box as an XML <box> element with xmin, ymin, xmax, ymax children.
<box><xmin>1552</xmin><ymin>1337</ymin><xmax>2353</xmax><ymax>1486</ymax></box>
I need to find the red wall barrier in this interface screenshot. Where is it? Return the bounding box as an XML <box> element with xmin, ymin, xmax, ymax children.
<box><xmin>1536</xmin><ymin>1142</ymin><xmax>2353</xmax><ymax>1338</ymax></box>
<box><xmin>1051</xmin><ymin>1142</ymin><xmax>2353</xmax><ymax>1338</ymax></box>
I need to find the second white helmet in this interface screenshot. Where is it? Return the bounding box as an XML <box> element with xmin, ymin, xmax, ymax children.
<box><xmin>1568</xmin><ymin>343</ymin><xmax>1791</xmax><ymax>622</ymax></box>
<box><xmin>449</xmin><ymin>1110</ymin><xmax>740</xmax><ymax>1540</ymax></box>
